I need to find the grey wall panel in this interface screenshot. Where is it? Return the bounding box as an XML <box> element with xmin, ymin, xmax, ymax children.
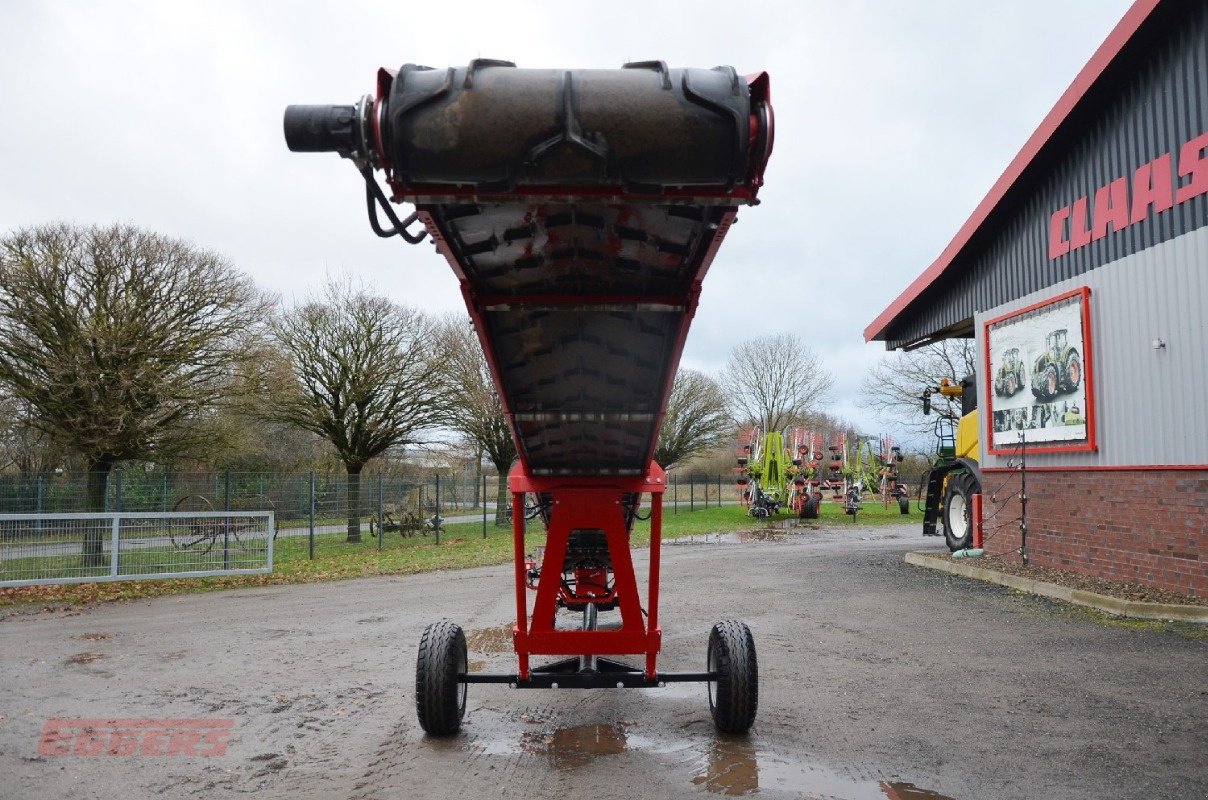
<box><xmin>978</xmin><ymin>225</ymin><xmax>1208</xmax><ymax>468</ymax></box>
<box><xmin>885</xmin><ymin>2</ymin><xmax>1208</xmax><ymax>350</ymax></box>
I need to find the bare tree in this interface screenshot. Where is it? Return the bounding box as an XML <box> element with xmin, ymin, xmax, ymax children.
<box><xmin>0</xmin><ymin>394</ymin><xmax>67</xmax><ymax>476</ymax></box>
<box><xmin>858</xmin><ymin>339</ymin><xmax>976</xmax><ymax>436</ymax></box>
<box><xmin>0</xmin><ymin>223</ymin><xmax>267</xmax><ymax>564</ymax></box>
<box><xmin>208</xmin><ymin>413</ymin><xmax>332</xmax><ymax>473</ymax></box>
<box><xmin>437</xmin><ymin>316</ymin><xmax>516</xmax><ymax>525</ymax></box>
<box><xmin>268</xmin><ymin>280</ymin><xmax>449</xmax><ymax>542</ymax></box>
<box><xmin>799</xmin><ymin>410</ymin><xmax>859</xmax><ymax>447</ymax></box>
<box><xmin>654</xmin><ymin>369</ymin><xmax>732</xmax><ymax>469</ymax></box>
<box><xmin>720</xmin><ymin>333</ymin><xmax>834</xmax><ymax>432</ymax></box>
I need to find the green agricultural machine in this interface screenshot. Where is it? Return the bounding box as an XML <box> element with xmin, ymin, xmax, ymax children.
<box><xmin>735</xmin><ymin>426</ymin><xmax>821</xmax><ymax>519</ymax></box>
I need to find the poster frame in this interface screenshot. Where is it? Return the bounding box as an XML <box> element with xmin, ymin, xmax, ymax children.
<box><xmin>982</xmin><ymin>286</ymin><xmax>1096</xmax><ymax>456</ymax></box>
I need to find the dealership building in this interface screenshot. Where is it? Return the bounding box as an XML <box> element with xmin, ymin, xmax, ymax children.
<box><xmin>866</xmin><ymin>0</ymin><xmax>1205</xmax><ymax>598</ymax></box>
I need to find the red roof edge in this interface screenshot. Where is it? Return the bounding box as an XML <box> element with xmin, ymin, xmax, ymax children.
<box><xmin>864</xmin><ymin>0</ymin><xmax>1162</xmax><ymax>345</ymax></box>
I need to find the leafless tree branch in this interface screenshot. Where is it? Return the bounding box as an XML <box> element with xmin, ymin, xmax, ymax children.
<box><xmin>654</xmin><ymin>369</ymin><xmax>732</xmax><ymax>469</ymax></box>
<box><xmin>857</xmin><ymin>339</ymin><xmax>976</xmax><ymax>436</ymax></box>
<box><xmin>434</xmin><ymin>315</ymin><xmax>516</xmax><ymax>524</ymax></box>
<box><xmin>266</xmin><ymin>278</ymin><xmax>450</xmax><ymax>540</ymax></box>
<box><xmin>720</xmin><ymin>333</ymin><xmax>834</xmax><ymax>432</ymax></box>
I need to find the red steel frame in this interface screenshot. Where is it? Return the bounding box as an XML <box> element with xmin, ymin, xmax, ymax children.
<box><xmin>508</xmin><ymin>462</ymin><xmax>666</xmax><ymax>681</ymax></box>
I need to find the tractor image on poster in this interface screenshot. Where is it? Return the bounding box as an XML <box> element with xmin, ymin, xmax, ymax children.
<box><xmin>285</xmin><ymin>59</ymin><xmax>773</xmax><ymax>736</ymax></box>
<box><xmin>993</xmin><ymin>347</ymin><xmax>1025</xmax><ymax>397</ymax></box>
<box><xmin>1030</xmin><ymin>328</ymin><xmax>1081</xmax><ymax>400</ymax></box>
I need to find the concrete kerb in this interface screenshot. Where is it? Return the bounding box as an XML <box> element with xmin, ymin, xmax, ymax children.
<box><xmin>905</xmin><ymin>551</ymin><xmax>1208</xmax><ymax>624</ymax></box>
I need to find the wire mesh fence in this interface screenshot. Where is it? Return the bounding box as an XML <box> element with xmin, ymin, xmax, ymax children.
<box><xmin>0</xmin><ymin>511</ymin><xmax>274</xmax><ymax>586</ymax></box>
<box><xmin>0</xmin><ymin>470</ymin><xmax>738</xmax><ymax>575</ymax></box>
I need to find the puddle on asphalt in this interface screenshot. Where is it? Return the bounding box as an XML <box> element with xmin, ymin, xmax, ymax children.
<box><xmin>465</xmin><ymin>624</ymin><xmax>513</xmax><ymax>653</ymax></box>
<box><xmin>690</xmin><ymin>738</ymin><xmax>914</xmax><ymax>798</ymax></box>
<box><xmin>519</xmin><ymin>722</ymin><xmax>628</xmax><ymax>768</ymax></box>
<box><xmin>690</xmin><ymin>739</ymin><xmax>958</xmax><ymax>799</ymax></box>
<box><xmin>691</xmin><ymin>737</ymin><xmax>759</xmax><ymax>795</ymax></box>
<box><xmin>881</xmin><ymin>782</ymin><xmax>957</xmax><ymax>800</ymax></box>
<box><xmin>467</xmin><ymin>710</ymin><xmax>954</xmax><ymax>799</ymax></box>
<box><xmin>668</xmin><ymin>529</ymin><xmax>794</xmax><ymax>545</ymax></box>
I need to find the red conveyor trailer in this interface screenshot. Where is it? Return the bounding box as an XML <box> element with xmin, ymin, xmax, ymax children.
<box><xmin>284</xmin><ymin>59</ymin><xmax>773</xmax><ymax>735</ymax></box>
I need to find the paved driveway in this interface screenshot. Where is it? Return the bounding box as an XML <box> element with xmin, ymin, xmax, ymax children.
<box><xmin>1</xmin><ymin>523</ymin><xmax>1203</xmax><ymax>799</ymax></box>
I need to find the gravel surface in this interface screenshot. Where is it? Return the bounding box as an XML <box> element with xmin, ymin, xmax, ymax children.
<box><xmin>1</xmin><ymin>522</ymin><xmax>1204</xmax><ymax>800</ymax></box>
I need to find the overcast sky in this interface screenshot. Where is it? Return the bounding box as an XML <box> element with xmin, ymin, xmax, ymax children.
<box><xmin>0</xmin><ymin>0</ymin><xmax>1135</xmax><ymax>446</ymax></box>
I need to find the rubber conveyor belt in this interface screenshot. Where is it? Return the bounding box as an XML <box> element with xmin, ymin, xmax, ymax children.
<box><xmin>285</xmin><ymin>60</ymin><xmax>773</xmax><ymax>476</ymax></box>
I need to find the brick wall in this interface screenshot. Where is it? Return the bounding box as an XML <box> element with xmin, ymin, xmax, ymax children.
<box><xmin>980</xmin><ymin>468</ymin><xmax>1207</xmax><ymax>599</ymax></box>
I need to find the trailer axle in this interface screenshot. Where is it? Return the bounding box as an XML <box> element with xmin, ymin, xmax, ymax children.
<box><xmin>463</xmin><ymin>658</ymin><xmax>717</xmax><ymax>689</ymax></box>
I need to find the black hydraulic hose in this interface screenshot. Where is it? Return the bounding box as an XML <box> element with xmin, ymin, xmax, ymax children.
<box><xmin>361</xmin><ymin>166</ymin><xmax>427</xmax><ymax>244</ymax></box>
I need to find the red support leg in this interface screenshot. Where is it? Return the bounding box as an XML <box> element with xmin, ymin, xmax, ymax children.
<box><xmin>972</xmin><ymin>492</ymin><xmax>984</xmax><ymax>549</ymax></box>
<box><xmin>645</xmin><ymin>487</ymin><xmax>663</xmax><ymax>680</ymax></box>
<box><xmin>511</xmin><ymin>485</ymin><xmax>530</xmax><ymax>680</ymax></box>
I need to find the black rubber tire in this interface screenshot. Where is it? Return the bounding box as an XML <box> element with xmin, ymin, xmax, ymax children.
<box><xmin>899</xmin><ymin>496</ymin><xmax>910</xmax><ymax>515</ymax></box>
<box><xmin>800</xmin><ymin>496</ymin><xmax>819</xmax><ymax>520</ymax></box>
<box><xmin>942</xmin><ymin>471</ymin><xmax>978</xmax><ymax>551</ymax></box>
<box><xmin>707</xmin><ymin>620</ymin><xmax>758</xmax><ymax>734</ymax></box>
<box><xmin>415</xmin><ymin>620</ymin><xmax>467</xmax><ymax>736</ymax></box>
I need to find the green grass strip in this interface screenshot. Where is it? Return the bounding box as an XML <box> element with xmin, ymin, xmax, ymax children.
<box><xmin>0</xmin><ymin>499</ymin><xmax>911</xmax><ymax>607</ymax></box>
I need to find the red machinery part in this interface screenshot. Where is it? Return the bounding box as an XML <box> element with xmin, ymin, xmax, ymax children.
<box><xmin>509</xmin><ymin>464</ymin><xmax>666</xmax><ymax>682</ymax></box>
<box><xmin>972</xmin><ymin>492</ymin><xmax>984</xmax><ymax>549</ymax></box>
<box><xmin>285</xmin><ymin>59</ymin><xmax>772</xmax><ymax>737</ymax></box>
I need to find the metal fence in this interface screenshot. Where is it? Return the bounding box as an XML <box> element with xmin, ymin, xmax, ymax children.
<box><xmin>0</xmin><ymin>511</ymin><xmax>274</xmax><ymax>587</ymax></box>
<box><xmin>0</xmin><ymin>471</ymin><xmax>738</xmax><ymax>572</ymax></box>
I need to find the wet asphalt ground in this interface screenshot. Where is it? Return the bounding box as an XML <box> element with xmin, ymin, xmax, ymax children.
<box><xmin>1</xmin><ymin>522</ymin><xmax>1204</xmax><ymax>799</ymax></box>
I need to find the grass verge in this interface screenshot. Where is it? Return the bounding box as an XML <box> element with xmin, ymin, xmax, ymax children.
<box><xmin>0</xmin><ymin>498</ymin><xmax>909</xmax><ymax>608</ymax></box>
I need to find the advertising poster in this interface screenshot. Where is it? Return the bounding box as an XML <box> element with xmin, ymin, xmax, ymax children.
<box><xmin>984</xmin><ymin>287</ymin><xmax>1094</xmax><ymax>453</ymax></box>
